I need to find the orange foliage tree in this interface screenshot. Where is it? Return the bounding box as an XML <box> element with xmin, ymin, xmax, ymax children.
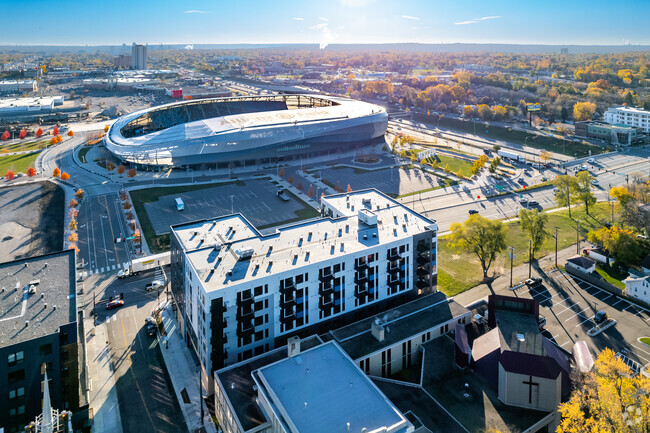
<box><xmin>27</xmin><ymin>167</ymin><xmax>36</xmax><ymax>177</ymax></box>
<box><xmin>106</xmin><ymin>161</ymin><xmax>116</xmax><ymax>171</ymax></box>
<box><xmin>5</xmin><ymin>170</ymin><xmax>15</xmax><ymax>180</ymax></box>
<box><xmin>117</xmin><ymin>165</ymin><xmax>125</xmax><ymax>174</ymax></box>
<box><xmin>1</xmin><ymin>130</ymin><xmax>9</xmax><ymax>141</ymax></box>
<box><xmin>67</xmin><ymin>233</ymin><xmax>78</xmax><ymax>243</ymax></box>
<box><xmin>18</xmin><ymin>129</ymin><xmax>26</xmax><ymax>140</ymax></box>
<box><xmin>68</xmin><ymin>199</ymin><xmax>78</xmax><ymax>208</ymax></box>
<box><xmin>67</xmin><ymin>130</ymin><xmax>74</xmax><ymax>137</ymax></box>
<box><xmin>53</xmin><ymin>126</ymin><xmax>59</xmax><ymax>136</ymax></box>
<box><xmin>53</xmin><ymin>167</ymin><xmax>61</xmax><ymax>178</ymax></box>
<box><xmin>60</xmin><ymin>172</ymin><xmax>70</xmax><ymax>180</ymax></box>
<box><xmin>74</xmin><ymin>189</ymin><xmax>84</xmax><ymax>200</ymax></box>
<box><xmin>36</xmin><ymin>128</ymin><xmax>43</xmax><ymax>138</ymax></box>
<box><xmin>127</xmin><ymin>168</ymin><xmax>136</xmax><ymax>178</ymax></box>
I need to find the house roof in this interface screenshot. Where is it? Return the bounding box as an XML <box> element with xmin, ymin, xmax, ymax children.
<box><xmin>499</xmin><ymin>351</ymin><xmax>563</xmax><ymax>380</ymax></box>
<box><xmin>567</xmin><ymin>256</ymin><xmax>596</xmax><ymax>269</ymax></box>
<box><xmin>471</xmin><ymin>328</ymin><xmax>501</xmax><ymax>362</ymax></box>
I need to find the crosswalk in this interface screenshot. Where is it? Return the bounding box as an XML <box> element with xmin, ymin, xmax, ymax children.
<box><xmin>80</xmin><ymin>262</ymin><xmax>130</xmax><ymax>278</ymax></box>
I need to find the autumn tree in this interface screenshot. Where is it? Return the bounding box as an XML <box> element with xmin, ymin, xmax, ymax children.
<box><xmin>122</xmin><ymin>201</ymin><xmax>132</xmax><ymax>210</ymax></box>
<box><xmin>68</xmin><ymin>208</ymin><xmax>78</xmax><ymax>219</ymax></box>
<box><xmin>554</xmin><ymin>175</ymin><xmax>578</xmax><ymax>218</ymax></box>
<box><xmin>104</xmin><ymin>125</ymin><xmax>109</xmax><ymax>132</ymax></box>
<box><xmin>539</xmin><ymin>150</ymin><xmax>551</xmax><ymax>164</ymax></box>
<box><xmin>117</xmin><ymin>164</ymin><xmax>125</xmax><ymax>175</ymax></box>
<box><xmin>5</xmin><ymin>170</ymin><xmax>15</xmax><ymax>180</ymax></box>
<box><xmin>74</xmin><ymin>189</ymin><xmax>84</xmax><ymax>200</ymax></box>
<box><xmin>573</xmin><ymin>102</ymin><xmax>597</xmax><ymax>121</ymax></box>
<box><xmin>68</xmin><ymin>199</ymin><xmax>78</xmax><ymax>208</ymax></box>
<box><xmin>278</xmin><ymin>167</ymin><xmax>285</xmax><ymax>178</ymax></box>
<box><xmin>462</xmin><ymin>105</ymin><xmax>477</xmax><ymax>119</ymax></box>
<box><xmin>477</xmin><ymin>104</ymin><xmax>493</xmax><ymax>121</ymax></box>
<box><xmin>575</xmin><ymin>171</ymin><xmax>597</xmax><ymax>214</ymax></box>
<box><xmin>519</xmin><ymin>209</ymin><xmax>549</xmax><ymax>259</ymax></box>
<box><xmin>53</xmin><ymin>167</ymin><xmax>61</xmax><ymax>178</ymax></box>
<box><xmin>18</xmin><ymin>128</ymin><xmax>26</xmax><ymax>140</ymax></box>
<box><xmin>557</xmin><ymin>348</ymin><xmax>650</xmax><ymax>433</ymax></box>
<box><xmin>588</xmin><ymin>225</ymin><xmax>642</xmax><ymax>265</ymax></box>
<box><xmin>297</xmin><ymin>182</ymin><xmax>304</xmax><ymax>191</ymax></box>
<box><xmin>449</xmin><ymin>214</ymin><xmax>507</xmax><ymax>279</ymax></box>
<box><xmin>106</xmin><ymin>161</ymin><xmax>115</xmax><ymax>171</ymax></box>
<box><xmin>68</xmin><ymin>219</ymin><xmax>77</xmax><ymax>230</ymax></box>
<box><xmin>53</xmin><ymin>126</ymin><xmax>59</xmax><ymax>136</ymax></box>
<box><xmin>307</xmin><ymin>184</ymin><xmax>314</xmax><ymax>197</ymax></box>
<box><xmin>36</xmin><ymin>128</ymin><xmax>43</xmax><ymax>138</ymax></box>
<box><xmin>67</xmin><ymin>130</ymin><xmax>74</xmax><ymax>137</ymax></box>
<box><xmin>27</xmin><ymin>167</ymin><xmax>36</xmax><ymax>177</ymax></box>
<box><xmin>1</xmin><ymin>130</ymin><xmax>9</xmax><ymax>141</ymax></box>
<box><xmin>347</xmin><ymin>184</ymin><xmax>353</xmax><ymax>193</ymax></box>
<box><xmin>60</xmin><ymin>172</ymin><xmax>70</xmax><ymax>181</ymax></box>
<box><xmin>127</xmin><ymin>168</ymin><xmax>136</xmax><ymax>178</ymax></box>
<box><xmin>67</xmin><ymin>233</ymin><xmax>78</xmax><ymax>243</ymax></box>
<box><xmin>287</xmin><ymin>176</ymin><xmax>294</xmax><ymax>184</ymax></box>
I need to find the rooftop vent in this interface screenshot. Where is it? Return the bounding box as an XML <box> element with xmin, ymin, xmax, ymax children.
<box><xmin>235</xmin><ymin>248</ymin><xmax>254</xmax><ymax>260</ymax></box>
<box><xmin>517</xmin><ymin>333</ymin><xmax>525</xmax><ymax>342</ymax></box>
<box><xmin>371</xmin><ymin>318</ymin><xmax>385</xmax><ymax>342</ymax></box>
<box><xmin>288</xmin><ymin>336</ymin><xmax>301</xmax><ymax>357</ymax></box>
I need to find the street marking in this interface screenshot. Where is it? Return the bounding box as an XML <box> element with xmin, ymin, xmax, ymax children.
<box><xmin>612</xmin><ymin>299</ymin><xmax>626</xmax><ymax>308</ymax></box>
<box><xmin>631</xmin><ymin>343</ymin><xmax>650</xmax><ymax>357</ymax></box>
<box><xmin>575</xmin><ymin>316</ymin><xmax>593</xmax><ymax>328</ymax></box>
<box><xmin>100</xmin><ymin>267</ymin><xmax>104</xmax><ymax>273</ymax></box>
<box><xmin>560</xmin><ymin>340</ymin><xmax>571</xmax><ymax>347</ymax></box>
<box><xmin>112</xmin><ymin>265</ymin><xmax>116</xmax><ymax>270</ymax></box>
<box><xmin>599</xmin><ymin>293</ymin><xmax>612</xmax><ymax>301</ymax></box>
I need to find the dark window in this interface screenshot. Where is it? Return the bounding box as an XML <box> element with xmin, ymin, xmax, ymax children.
<box><xmin>254</xmin><ymin>301</ymin><xmax>263</xmax><ymax>311</ymax></box>
<box><xmin>265</xmin><ymin>299</ymin><xmax>269</xmax><ymax>309</ymax></box>
<box><xmin>255</xmin><ymin>316</ymin><xmax>263</xmax><ymax>326</ymax></box>
<box><xmin>40</xmin><ymin>344</ymin><xmax>52</xmax><ymax>357</ymax></box>
<box><xmin>296</xmin><ymin>274</ymin><xmax>304</xmax><ymax>284</ymax></box>
<box><xmin>254</xmin><ymin>286</ymin><xmax>263</xmax><ymax>296</ymax></box>
<box><xmin>255</xmin><ymin>330</ymin><xmax>264</xmax><ymax>341</ymax></box>
<box><xmin>60</xmin><ymin>333</ymin><xmax>69</xmax><ymax>346</ymax></box>
<box><xmin>334</xmin><ymin>264</ymin><xmax>341</xmax><ymax>273</ymax></box>
<box><xmin>8</xmin><ymin>369</ymin><xmax>25</xmax><ymax>384</ymax></box>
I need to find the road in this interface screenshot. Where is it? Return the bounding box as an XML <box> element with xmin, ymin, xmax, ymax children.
<box><xmin>87</xmin><ymin>271</ymin><xmax>187</xmax><ymax>433</ymax></box>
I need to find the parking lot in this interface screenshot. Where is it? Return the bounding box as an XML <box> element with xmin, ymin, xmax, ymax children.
<box><xmin>523</xmin><ymin>269</ymin><xmax>650</xmax><ymax>373</ymax></box>
<box><xmin>143</xmin><ymin>179</ymin><xmax>311</xmax><ymax>235</ymax></box>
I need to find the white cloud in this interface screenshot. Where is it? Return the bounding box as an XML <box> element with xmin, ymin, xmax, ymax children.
<box><xmin>293</xmin><ymin>17</ymin><xmax>304</xmax><ymax>21</ymax></box>
<box><xmin>401</xmin><ymin>15</ymin><xmax>420</xmax><ymax>20</ymax></box>
<box><xmin>184</xmin><ymin>10</ymin><xmax>208</xmax><ymax>14</ymax></box>
<box><xmin>310</xmin><ymin>22</ymin><xmax>328</xmax><ymax>30</ymax></box>
<box><xmin>455</xmin><ymin>15</ymin><xmax>501</xmax><ymax>25</ymax></box>
<box><xmin>318</xmin><ymin>17</ymin><xmax>329</xmax><ymax>21</ymax></box>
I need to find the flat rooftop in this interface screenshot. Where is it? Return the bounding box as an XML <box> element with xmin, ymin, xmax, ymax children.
<box><xmin>0</xmin><ymin>250</ymin><xmax>76</xmax><ymax>348</ymax></box>
<box><xmin>495</xmin><ymin>310</ymin><xmax>546</xmax><ymax>356</ymax></box>
<box><xmin>216</xmin><ymin>335</ymin><xmax>322</xmax><ymax>432</ymax></box>
<box><xmin>179</xmin><ymin>190</ymin><xmax>436</xmax><ymax>292</ymax></box>
<box><xmin>171</xmin><ymin>214</ymin><xmax>260</xmax><ymax>252</ymax></box>
<box><xmin>331</xmin><ymin>292</ymin><xmax>470</xmax><ymax>360</ymax></box>
<box><xmin>0</xmin><ymin>96</ymin><xmax>60</xmax><ymax>109</ymax></box>
<box><xmin>255</xmin><ymin>341</ymin><xmax>412</xmax><ymax>433</ymax></box>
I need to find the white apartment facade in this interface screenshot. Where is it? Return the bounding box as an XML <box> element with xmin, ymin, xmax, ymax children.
<box><xmin>170</xmin><ymin>189</ymin><xmax>438</xmax><ymax>392</ymax></box>
<box><xmin>623</xmin><ymin>274</ymin><xmax>650</xmax><ymax>305</ymax></box>
<box><xmin>604</xmin><ymin>106</ymin><xmax>650</xmax><ymax>133</ymax></box>
<box><xmin>131</xmin><ymin>43</ymin><xmax>147</xmax><ymax>70</ymax></box>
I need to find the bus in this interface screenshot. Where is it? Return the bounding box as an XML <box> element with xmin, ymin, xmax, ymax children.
<box><xmin>174</xmin><ymin>197</ymin><xmax>185</xmax><ymax>211</ymax></box>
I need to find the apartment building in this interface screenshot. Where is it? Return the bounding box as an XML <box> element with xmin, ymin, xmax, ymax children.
<box><xmin>169</xmin><ymin>189</ymin><xmax>438</xmax><ymax>392</ymax></box>
<box><xmin>604</xmin><ymin>106</ymin><xmax>650</xmax><ymax>134</ymax></box>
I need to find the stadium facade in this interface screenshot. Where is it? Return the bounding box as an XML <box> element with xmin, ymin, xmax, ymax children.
<box><xmin>105</xmin><ymin>94</ymin><xmax>387</xmax><ymax>168</ymax></box>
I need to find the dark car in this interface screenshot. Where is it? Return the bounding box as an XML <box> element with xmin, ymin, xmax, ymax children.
<box><xmin>528</xmin><ymin>200</ymin><xmax>539</xmax><ymax>207</ymax></box>
<box><xmin>594</xmin><ymin>310</ymin><xmax>608</xmax><ymax>324</ymax></box>
<box><xmin>517</xmin><ymin>178</ymin><xmax>526</xmax><ymax>184</ymax></box>
<box><xmin>468</xmin><ymin>209</ymin><xmax>479</xmax><ymax>215</ymax></box>
<box><xmin>106</xmin><ymin>299</ymin><xmax>124</xmax><ymax>310</ymax></box>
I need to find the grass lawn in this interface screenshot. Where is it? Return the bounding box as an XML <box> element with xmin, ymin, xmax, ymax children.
<box><xmin>413</xmin><ymin>113</ymin><xmax>606</xmax><ymax>158</ymax></box>
<box><xmin>78</xmin><ymin>146</ymin><xmax>92</xmax><ymax>163</ymax></box>
<box><xmin>427</xmin><ymin>154</ymin><xmax>473</xmax><ymax>175</ymax></box>
<box><xmin>0</xmin><ymin>151</ymin><xmax>41</xmax><ymax>174</ymax></box>
<box><xmin>0</xmin><ymin>139</ymin><xmax>50</xmax><ymax>153</ymax></box>
<box><xmin>438</xmin><ymin>202</ymin><xmax>620</xmax><ymax>296</ymax></box>
<box><xmin>641</xmin><ymin>337</ymin><xmax>650</xmax><ymax>346</ymax></box>
<box><xmin>594</xmin><ymin>265</ymin><xmax>626</xmax><ymax>290</ymax></box>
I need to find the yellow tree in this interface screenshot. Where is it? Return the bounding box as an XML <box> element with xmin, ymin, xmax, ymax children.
<box><xmin>539</xmin><ymin>150</ymin><xmax>551</xmax><ymax>164</ymax></box>
<box><xmin>573</xmin><ymin>102</ymin><xmax>597</xmax><ymax>121</ymax></box>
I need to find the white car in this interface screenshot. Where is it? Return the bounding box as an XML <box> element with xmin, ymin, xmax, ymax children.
<box><xmin>587</xmin><ymin>158</ymin><xmax>595</xmax><ymax>163</ymax></box>
<box><xmin>591</xmin><ymin>179</ymin><xmax>600</xmax><ymax>186</ymax></box>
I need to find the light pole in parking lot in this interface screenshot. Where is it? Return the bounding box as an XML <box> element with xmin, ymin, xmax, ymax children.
<box><xmin>528</xmin><ymin>239</ymin><xmax>532</xmax><ymax>278</ymax></box>
<box><xmin>507</xmin><ymin>246</ymin><xmax>515</xmax><ymax>288</ymax></box>
<box><xmin>553</xmin><ymin>227</ymin><xmax>559</xmax><ymax>268</ymax></box>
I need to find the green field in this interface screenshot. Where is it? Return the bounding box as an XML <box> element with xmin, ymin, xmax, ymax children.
<box><xmin>641</xmin><ymin>337</ymin><xmax>650</xmax><ymax>346</ymax></box>
<box><xmin>0</xmin><ymin>139</ymin><xmax>50</xmax><ymax>154</ymax></box>
<box><xmin>594</xmin><ymin>264</ymin><xmax>626</xmax><ymax>289</ymax></box>
<box><xmin>0</xmin><ymin>151</ymin><xmax>41</xmax><ymax>174</ymax></box>
<box><xmin>78</xmin><ymin>146</ymin><xmax>91</xmax><ymax>163</ymax></box>
<box><xmin>432</xmin><ymin>154</ymin><xmax>473</xmax><ymax>174</ymax></box>
<box><xmin>413</xmin><ymin>113</ymin><xmax>605</xmax><ymax>158</ymax></box>
<box><xmin>438</xmin><ymin>202</ymin><xmax>619</xmax><ymax>296</ymax></box>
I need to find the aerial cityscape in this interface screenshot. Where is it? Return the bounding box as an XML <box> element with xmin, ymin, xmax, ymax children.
<box><xmin>0</xmin><ymin>1</ymin><xmax>649</xmax><ymax>432</ymax></box>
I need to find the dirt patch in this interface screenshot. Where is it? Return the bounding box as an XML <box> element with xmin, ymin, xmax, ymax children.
<box><xmin>0</xmin><ymin>182</ymin><xmax>64</xmax><ymax>262</ymax></box>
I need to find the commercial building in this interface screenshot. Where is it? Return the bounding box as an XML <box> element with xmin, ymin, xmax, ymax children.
<box><xmin>113</xmin><ymin>54</ymin><xmax>132</xmax><ymax>69</ymax></box>
<box><xmin>604</xmin><ymin>106</ymin><xmax>650</xmax><ymax>134</ymax></box>
<box><xmin>0</xmin><ymin>80</ymin><xmax>38</xmax><ymax>94</ymax></box>
<box><xmin>169</xmin><ymin>189</ymin><xmax>438</xmax><ymax>393</ymax></box>
<box><xmin>0</xmin><ymin>250</ymin><xmax>82</xmax><ymax>432</ymax></box>
<box><xmin>106</xmin><ymin>94</ymin><xmax>388</xmax><ymax>168</ymax></box>
<box><xmin>214</xmin><ymin>338</ymin><xmax>414</xmax><ymax>433</ymax></box>
<box><xmin>0</xmin><ymin>96</ymin><xmax>65</xmax><ymax>117</ymax></box>
<box><xmin>131</xmin><ymin>43</ymin><xmax>148</xmax><ymax>70</ymax></box>
<box><xmin>574</xmin><ymin>121</ymin><xmax>643</xmax><ymax>146</ymax></box>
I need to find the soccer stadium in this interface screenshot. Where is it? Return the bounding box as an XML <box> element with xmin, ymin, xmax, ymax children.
<box><xmin>105</xmin><ymin>94</ymin><xmax>388</xmax><ymax>168</ymax></box>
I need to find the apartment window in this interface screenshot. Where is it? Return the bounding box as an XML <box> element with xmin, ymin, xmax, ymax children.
<box><xmin>254</xmin><ymin>286</ymin><xmax>263</xmax><ymax>296</ymax></box>
<box><xmin>9</xmin><ymin>387</ymin><xmax>24</xmax><ymax>400</ymax></box>
<box><xmin>8</xmin><ymin>369</ymin><xmax>25</xmax><ymax>384</ymax></box>
<box><xmin>40</xmin><ymin>343</ymin><xmax>52</xmax><ymax>357</ymax></box>
<box><xmin>8</xmin><ymin>351</ymin><xmax>24</xmax><ymax>366</ymax></box>
<box><xmin>296</xmin><ymin>274</ymin><xmax>304</xmax><ymax>284</ymax></box>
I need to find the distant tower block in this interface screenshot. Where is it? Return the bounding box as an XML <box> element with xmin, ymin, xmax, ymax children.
<box><xmin>560</xmin><ymin>48</ymin><xmax>569</xmax><ymax>55</ymax></box>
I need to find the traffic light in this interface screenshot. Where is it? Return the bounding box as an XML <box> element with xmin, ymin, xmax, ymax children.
<box><xmin>120</xmin><ymin>292</ymin><xmax>124</xmax><ymax>300</ymax></box>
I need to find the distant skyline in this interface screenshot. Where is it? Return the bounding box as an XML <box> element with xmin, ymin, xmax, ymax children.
<box><xmin>1</xmin><ymin>0</ymin><xmax>649</xmax><ymax>47</ymax></box>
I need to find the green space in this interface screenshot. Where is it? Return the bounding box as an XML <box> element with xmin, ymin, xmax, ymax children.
<box><xmin>78</xmin><ymin>146</ymin><xmax>91</xmax><ymax>163</ymax></box>
<box><xmin>640</xmin><ymin>337</ymin><xmax>650</xmax><ymax>346</ymax></box>
<box><xmin>413</xmin><ymin>112</ymin><xmax>605</xmax><ymax>158</ymax></box>
<box><xmin>0</xmin><ymin>139</ymin><xmax>50</xmax><ymax>153</ymax></box>
<box><xmin>0</xmin><ymin>151</ymin><xmax>41</xmax><ymax>174</ymax></box>
<box><xmin>130</xmin><ymin>180</ymin><xmax>317</xmax><ymax>253</ymax></box>
<box><xmin>594</xmin><ymin>264</ymin><xmax>626</xmax><ymax>290</ymax></box>
<box><xmin>438</xmin><ymin>202</ymin><xmax>620</xmax><ymax>296</ymax></box>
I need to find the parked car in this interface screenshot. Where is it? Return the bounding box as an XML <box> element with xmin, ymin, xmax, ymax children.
<box><xmin>517</xmin><ymin>178</ymin><xmax>526</xmax><ymax>184</ymax></box>
<box><xmin>468</xmin><ymin>209</ymin><xmax>479</xmax><ymax>215</ymax></box>
<box><xmin>528</xmin><ymin>200</ymin><xmax>539</xmax><ymax>207</ymax></box>
<box><xmin>525</xmin><ymin>277</ymin><xmax>543</xmax><ymax>287</ymax></box>
<box><xmin>519</xmin><ymin>197</ymin><xmax>528</xmax><ymax>204</ymax></box>
<box><xmin>594</xmin><ymin>310</ymin><xmax>608</xmax><ymax>324</ymax></box>
<box><xmin>541</xmin><ymin>176</ymin><xmax>548</xmax><ymax>182</ymax></box>
<box><xmin>591</xmin><ymin>179</ymin><xmax>600</xmax><ymax>186</ymax></box>
<box><xmin>106</xmin><ymin>299</ymin><xmax>124</xmax><ymax>310</ymax></box>
<box><xmin>538</xmin><ymin>315</ymin><xmax>546</xmax><ymax>330</ymax></box>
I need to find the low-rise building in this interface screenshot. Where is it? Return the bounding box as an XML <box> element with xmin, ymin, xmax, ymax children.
<box><xmin>623</xmin><ymin>271</ymin><xmax>650</xmax><ymax>305</ymax></box>
<box><xmin>574</xmin><ymin>121</ymin><xmax>643</xmax><ymax>145</ymax></box>
<box><xmin>0</xmin><ymin>250</ymin><xmax>83</xmax><ymax>432</ymax></box>
<box><xmin>604</xmin><ymin>106</ymin><xmax>650</xmax><ymax>134</ymax></box>
<box><xmin>170</xmin><ymin>189</ymin><xmax>438</xmax><ymax>393</ymax></box>
<box><xmin>0</xmin><ymin>80</ymin><xmax>38</xmax><ymax>94</ymax></box>
<box><xmin>566</xmin><ymin>256</ymin><xmax>596</xmax><ymax>274</ymax></box>
<box><xmin>214</xmin><ymin>337</ymin><xmax>414</xmax><ymax>433</ymax></box>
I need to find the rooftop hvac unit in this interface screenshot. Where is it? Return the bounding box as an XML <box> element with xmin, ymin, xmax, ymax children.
<box><xmin>235</xmin><ymin>248</ymin><xmax>254</xmax><ymax>260</ymax></box>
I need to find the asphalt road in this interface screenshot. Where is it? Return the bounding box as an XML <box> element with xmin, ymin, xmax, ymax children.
<box><xmin>89</xmin><ymin>271</ymin><xmax>187</xmax><ymax>433</ymax></box>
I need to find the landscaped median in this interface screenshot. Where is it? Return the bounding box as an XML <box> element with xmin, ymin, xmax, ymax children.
<box><xmin>438</xmin><ymin>202</ymin><xmax>620</xmax><ymax>296</ymax></box>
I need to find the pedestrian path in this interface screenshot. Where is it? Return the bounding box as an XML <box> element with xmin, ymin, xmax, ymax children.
<box><xmin>81</xmin><ymin>262</ymin><xmax>129</xmax><ymax>277</ymax></box>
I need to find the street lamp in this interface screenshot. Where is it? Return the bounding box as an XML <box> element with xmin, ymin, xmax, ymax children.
<box><xmin>575</xmin><ymin>220</ymin><xmax>581</xmax><ymax>254</ymax></box>
<box><xmin>507</xmin><ymin>246</ymin><xmax>515</xmax><ymax>288</ymax></box>
<box><xmin>552</xmin><ymin>227</ymin><xmax>559</xmax><ymax>268</ymax></box>
<box><xmin>528</xmin><ymin>239</ymin><xmax>532</xmax><ymax>279</ymax></box>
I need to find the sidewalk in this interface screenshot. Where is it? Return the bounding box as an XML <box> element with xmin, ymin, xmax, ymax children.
<box><xmin>85</xmin><ymin>312</ymin><xmax>124</xmax><ymax>433</ymax></box>
<box><xmin>452</xmin><ymin>243</ymin><xmax>583</xmax><ymax>308</ymax></box>
<box><xmin>158</xmin><ymin>302</ymin><xmax>217</xmax><ymax>433</ymax></box>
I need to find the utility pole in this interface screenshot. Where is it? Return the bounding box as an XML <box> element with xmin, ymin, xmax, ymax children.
<box><xmin>554</xmin><ymin>227</ymin><xmax>559</xmax><ymax>268</ymax></box>
<box><xmin>507</xmin><ymin>246</ymin><xmax>515</xmax><ymax>288</ymax></box>
<box><xmin>576</xmin><ymin>221</ymin><xmax>581</xmax><ymax>254</ymax></box>
<box><xmin>528</xmin><ymin>239</ymin><xmax>532</xmax><ymax>278</ymax></box>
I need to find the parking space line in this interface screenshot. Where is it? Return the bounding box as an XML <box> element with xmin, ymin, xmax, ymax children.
<box><xmin>575</xmin><ymin>315</ymin><xmax>593</xmax><ymax>328</ymax></box>
<box><xmin>599</xmin><ymin>292</ymin><xmax>612</xmax><ymax>301</ymax></box>
<box><xmin>631</xmin><ymin>343</ymin><xmax>650</xmax><ymax>357</ymax></box>
<box><xmin>612</xmin><ymin>299</ymin><xmax>626</xmax><ymax>308</ymax></box>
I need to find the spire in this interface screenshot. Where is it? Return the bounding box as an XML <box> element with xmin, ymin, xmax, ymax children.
<box><xmin>41</xmin><ymin>366</ymin><xmax>53</xmax><ymax>433</ymax></box>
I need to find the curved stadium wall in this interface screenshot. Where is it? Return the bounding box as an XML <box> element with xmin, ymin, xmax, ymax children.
<box><xmin>105</xmin><ymin>94</ymin><xmax>388</xmax><ymax>168</ymax></box>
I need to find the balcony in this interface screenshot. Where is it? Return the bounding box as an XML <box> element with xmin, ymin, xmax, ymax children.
<box><xmin>354</xmin><ymin>286</ymin><xmax>368</xmax><ymax>298</ymax></box>
<box><xmin>387</xmin><ymin>264</ymin><xmax>400</xmax><ymax>274</ymax></box>
<box><xmin>236</xmin><ymin>307</ymin><xmax>254</xmax><ymax>321</ymax></box>
<box><xmin>355</xmin><ymin>261</ymin><xmax>368</xmax><ymax>271</ymax></box>
<box><xmin>319</xmin><ymin>284</ymin><xmax>333</xmax><ymax>296</ymax></box>
<box><xmin>354</xmin><ymin>273</ymin><xmax>369</xmax><ymax>284</ymax></box>
<box><xmin>319</xmin><ymin>297</ymin><xmax>333</xmax><ymax>310</ymax></box>
<box><xmin>236</xmin><ymin>295</ymin><xmax>254</xmax><ymax>308</ymax></box>
<box><xmin>280</xmin><ymin>295</ymin><xmax>296</xmax><ymax>307</ymax></box>
<box><xmin>319</xmin><ymin>270</ymin><xmax>334</xmax><ymax>282</ymax></box>
<box><xmin>280</xmin><ymin>280</ymin><xmax>295</xmax><ymax>294</ymax></box>
<box><xmin>279</xmin><ymin>310</ymin><xmax>295</xmax><ymax>324</ymax></box>
<box><xmin>236</xmin><ymin>320</ymin><xmax>255</xmax><ymax>337</ymax></box>
<box><xmin>387</xmin><ymin>251</ymin><xmax>401</xmax><ymax>261</ymax></box>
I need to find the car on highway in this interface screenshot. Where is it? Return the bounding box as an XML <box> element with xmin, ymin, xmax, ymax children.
<box><xmin>145</xmin><ymin>280</ymin><xmax>165</xmax><ymax>292</ymax></box>
<box><xmin>594</xmin><ymin>310</ymin><xmax>608</xmax><ymax>324</ymax></box>
<box><xmin>106</xmin><ymin>299</ymin><xmax>125</xmax><ymax>310</ymax></box>
<box><xmin>468</xmin><ymin>209</ymin><xmax>479</xmax><ymax>215</ymax></box>
<box><xmin>587</xmin><ymin>158</ymin><xmax>595</xmax><ymax>163</ymax></box>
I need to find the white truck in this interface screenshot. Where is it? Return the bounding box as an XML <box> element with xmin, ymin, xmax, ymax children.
<box><xmin>117</xmin><ymin>252</ymin><xmax>171</xmax><ymax>278</ymax></box>
<box><xmin>497</xmin><ymin>149</ymin><xmax>525</xmax><ymax>163</ymax></box>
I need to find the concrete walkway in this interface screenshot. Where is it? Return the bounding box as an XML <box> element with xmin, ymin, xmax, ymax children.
<box><xmin>158</xmin><ymin>302</ymin><xmax>217</xmax><ymax>433</ymax></box>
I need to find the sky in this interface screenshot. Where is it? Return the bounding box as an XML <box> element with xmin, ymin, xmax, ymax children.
<box><xmin>1</xmin><ymin>0</ymin><xmax>649</xmax><ymax>46</ymax></box>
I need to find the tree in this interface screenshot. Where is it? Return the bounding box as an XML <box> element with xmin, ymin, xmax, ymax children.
<box><xmin>449</xmin><ymin>215</ymin><xmax>507</xmax><ymax>279</ymax></box>
<box><xmin>610</xmin><ymin>185</ymin><xmax>635</xmax><ymax>207</ymax></box>
<box><xmin>36</xmin><ymin>128</ymin><xmax>43</xmax><ymax>138</ymax></box>
<box><xmin>519</xmin><ymin>209</ymin><xmax>549</xmax><ymax>259</ymax></box>
<box><xmin>74</xmin><ymin>189</ymin><xmax>84</xmax><ymax>200</ymax></box>
<box><xmin>27</xmin><ymin>167</ymin><xmax>36</xmax><ymax>177</ymax></box>
<box><xmin>67</xmin><ymin>233</ymin><xmax>78</xmax><ymax>243</ymax></box>
<box><xmin>588</xmin><ymin>225</ymin><xmax>642</xmax><ymax>265</ymax></box>
<box><xmin>53</xmin><ymin>126</ymin><xmax>59</xmax><ymax>136</ymax></box>
<box><xmin>462</xmin><ymin>105</ymin><xmax>476</xmax><ymax>118</ymax></box>
<box><xmin>560</xmin><ymin>106</ymin><xmax>569</xmax><ymax>121</ymax></box>
<box><xmin>554</xmin><ymin>175</ymin><xmax>578</xmax><ymax>218</ymax></box>
<box><xmin>117</xmin><ymin>165</ymin><xmax>125</xmax><ymax>175</ymax></box>
<box><xmin>307</xmin><ymin>184</ymin><xmax>315</xmax><ymax>197</ymax></box>
<box><xmin>297</xmin><ymin>182</ymin><xmax>304</xmax><ymax>191</ymax></box>
<box><xmin>53</xmin><ymin>167</ymin><xmax>61</xmax><ymax>178</ymax></box>
<box><xmin>60</xmin><ymin>172</ymin><xmax>70</xmax><ymax>181</ymax></box>
<box><xmin>68</xmin><ymin>199</ymin><xmax>78</xmax><ymax>208</ymax></box>
<box><xmin>127</xmin><ymin>168</ymin><xmax>136</xmax><ymax>178</ymax></box>
<box><xmin>5</xmin><ymin>170</ymin><xmax>15</xmax><ymax>180</ymax></box>
<box><xmin>478</xmin><ymin>104</ymin><xmax>493</xmax><ymax>121</ymax></box>
<box><xmin>68</xmin><ymin>219</ymin><xmax>77</xmax><ymax>230</ymax></box>
<box><xmin>287</xmin><ymin>176</ymin><xmax>294</xmax><ymax>184</ymax></box>
<box><xmin>104</xmin><ymin>125</ymin><xmax>109</xmax><ymax>132</ymax></box>
<box><xmin>67</xmin><ymin>130</ymin><xmax>74</xmax><ymax>137</ymax></box>
<box><xmin>346</xmin><ymin>184</ymin><xmax>353</xmax><ymax>192</ymax></box>
<box><xmin>106</xmin><ymin>161</ymin><xmax>115</xmax><ymax>171</ymax></box>
<box><xmin>573</xmin><ymin>102</ymin><xmax>597</xmax><ymax>121</ymax></box>
<box><xmin>557</xmin><ymin>348</ymin><xmax>650</xmax><ymax>433</ymax></box>
<box><xmin>18</xmin><ymin>129</ymin><xmax>26</xmax><ymax>140</ymax></box>
<box><xmin>1</xmin><ymin>130</ymin><xmax>9</xmax><ymax>141</ymax></box>
<box><xmin>123</xmin><ymin>201</ymin><xmax>132</xmax><ymax>210</ymax></box>
<box><xmin>68</xmin><ymin>208</ymin><xmax>78</xmax><ymax>219</ymax></box>
<box><xmin>492</xmin><ymin>144</ymin><xmax>501</xmax><ymax>152</ymax></box>
<box><xmin>539</xmin><ymin>150</ymin><xmax>551</xmax><ymax>164</ymax></box>
<box><xmin>575</xmin><ymin>171</ymin><xmax>597</xmax><ymax>214</ymax></box>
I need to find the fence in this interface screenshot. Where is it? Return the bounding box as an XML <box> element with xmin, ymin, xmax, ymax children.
<box><xmin>565</xmin><ymin>265</ymin><xmax>623</xmax><ymax>296</ymax></box>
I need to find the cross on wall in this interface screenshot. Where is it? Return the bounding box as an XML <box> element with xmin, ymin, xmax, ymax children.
<box><xmin>523</xmin><ymin>375</ymin><xmax>539</xmax><ymax>404</ymax></box>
